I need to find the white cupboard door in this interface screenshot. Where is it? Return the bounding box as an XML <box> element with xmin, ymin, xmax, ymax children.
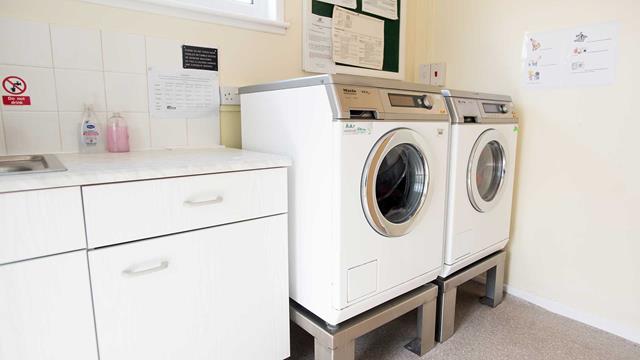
<box><xmin>0</xmin><ymin>187</ymin><xmax>86</xmax><ymax>264</ymax></box>
<box><xmin>89</xmin><ymin>214</ymin><xmax>290</xmax><ymax>360</ymax></box>
<box><xmin>0</xmin><ymin>251</ymin><xmax>99</xmax><ymax>360</ymax></box>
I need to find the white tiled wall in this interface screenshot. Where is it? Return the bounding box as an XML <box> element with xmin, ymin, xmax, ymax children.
<box><xmin>0</xmin><ymin>112</ymin><xmax>6</xmax><ymax>156</ymax></box>
<box><xmin>0</xmin><ymin>18</ymin><xmax>221</xmax><ymax>155</ymax></box>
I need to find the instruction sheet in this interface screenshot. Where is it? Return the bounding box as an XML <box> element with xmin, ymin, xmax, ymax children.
<box><xmin>363</xmin><ymin>0</ymin><xmax>398</xmax><ymax>20</ymax></box>
<box><xmin>332</xmin><ymin>6</ymin><xmax>385</xmax><ymax>70</ymax></box>
<box><xmin>148</xmin><ymin>69</ymin><xmax>220</xmax><ymax>118</ymax></box>
<box><xmin>305</xmin><ymin>14</ymin><xmax>336</xmax><ymax>74</ymax></box>
<box><xmin>316</xmin><ymin>0</ymin><xmax>356</xmax><ymax>9</ymax></box>
<box><xmin>523</xmin><ymin>22</ymin><xmax>618</xmax><ymax>88</ymax></box>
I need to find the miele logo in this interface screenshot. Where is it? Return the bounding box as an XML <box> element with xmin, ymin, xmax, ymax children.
<box><xmin>343</xmin><ymin>88</ymin><xmax>358</xmax><ymax>94</ymax></box>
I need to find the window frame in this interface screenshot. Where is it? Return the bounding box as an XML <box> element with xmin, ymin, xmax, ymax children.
<box><xmin>84</xmin><ymin>0</ymin><xmax>289</xmax><ymax>34</ymax></box>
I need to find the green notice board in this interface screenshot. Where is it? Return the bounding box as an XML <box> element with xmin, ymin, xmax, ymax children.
<box><xmin>311</xmin><ymin>0</ymin><xmax>402</xmax><ymax>74</ymax></box>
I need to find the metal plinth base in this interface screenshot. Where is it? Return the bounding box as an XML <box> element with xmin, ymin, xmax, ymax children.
<box><xmin>435</xmin><ymin>250</ymin><xmax>506</xmax><ymax>343</ymax></box>
<box><xmin>290</xmin><ymin>284</ymin><xmax>438</xmax><ymax>360</ymax></box>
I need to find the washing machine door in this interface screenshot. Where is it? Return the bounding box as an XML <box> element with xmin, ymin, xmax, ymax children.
<box><xmin>467</xmin><ymin>129</ymin><xmax>508</xmax><ymax>213</ymax></box>
<box><xmin>361</xmin><ymin>128</ymin><xmax>430</xmax><ymax>237</ymax></box>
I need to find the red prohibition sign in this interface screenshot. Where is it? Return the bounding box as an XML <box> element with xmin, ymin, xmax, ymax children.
<box><xmin>2</xmin><ymin>76</ymin><xmax>27</xmax><ymax>95</ymax></box>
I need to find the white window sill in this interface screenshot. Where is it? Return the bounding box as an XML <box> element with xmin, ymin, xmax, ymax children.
<box><xmin>84</xmin><ymin>0</ymin><xmax>290</xmax><ymax>34</ymax></box>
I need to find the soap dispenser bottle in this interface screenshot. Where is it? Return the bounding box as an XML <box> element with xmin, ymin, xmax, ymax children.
<box><xmin>106</xmin><ymin>112</ymin><xmax>130</xmax><ymax>153</ymax></box>
<box><xmin>80</xmin><ymin>104</ymin><xmax>100</xmax><ymax>153</ymax></box>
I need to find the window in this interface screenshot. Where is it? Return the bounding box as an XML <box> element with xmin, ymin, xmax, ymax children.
<box><xmin>85</xmin><ymin>0</ymin><xmax>288</xmax><ymax>33</ymax></box>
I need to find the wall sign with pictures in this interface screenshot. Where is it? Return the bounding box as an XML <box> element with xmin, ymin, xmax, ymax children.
<box><xmin>303</xmin><ymin>0</ymin><xmax>406</xmax><ymax>80</ymax></box>
<box><xmin>522</xmin><ymin>22</ymin><xmax>619</xmax><ymax>88</ymax></box>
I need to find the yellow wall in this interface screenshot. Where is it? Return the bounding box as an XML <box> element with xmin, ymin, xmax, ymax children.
<box><xmin>424</xmin><ymin>0</ymin><xmax>640</xmax><ymax>341</ymax></box>
<box><xmin>0</xmin><ymin>0</ymin><xmax>425</xmax><ymax>148</ymax></box>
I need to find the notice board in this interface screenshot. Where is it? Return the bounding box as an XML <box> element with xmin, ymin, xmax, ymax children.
<box><xmin>303</xmin><ymin>0</ymin><xmax>406</xmax><ymax>79</ymax></box>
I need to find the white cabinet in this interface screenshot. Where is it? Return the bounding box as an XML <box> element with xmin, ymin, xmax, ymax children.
<box><xmin>83</xmin><ymin>168</ymin><xmax>288</xmax><ymax>248</ymax></box>
<box><xmin>0</xmin><ymin>187</ymin><xmax>86</xmax><ymax>264</ymax></box>
<box><xmin>0</xmin><ymin>251</ymin><xmax>99</xmax><ymax>360</ymax></box>
<box><xmin>89</xmin><ymin>214</ymin><xmax>290</xmax><ymax>360</ymax></box>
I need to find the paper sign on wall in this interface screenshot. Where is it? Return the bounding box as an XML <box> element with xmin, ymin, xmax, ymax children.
<box><xmin>316</xmin><ymin>0</ymin><xmax>356</xmax><ymax>9</ymax></box>
<box><xmin>363</xmin><ymin>0</ymin><xmax>398</xmax><ymax>20</ymax></box>
<box><xmin>305</xmin><ymin>14</ymin><xmax>336</xmax><ymax>74</ymax></box>
<box><xmin>523</xmin><ymin>22</ymin><xmax>619</xmax><ymax>88</ymax></box>
<box><xmin>148</xmin><ymin>69</ymin><xmax>220</xmax><ymax>119</ymax></box>
<box><xmin>332</xmin><ymin>6</ymin><xmax>385</xmax><ymax>70</ymax></box>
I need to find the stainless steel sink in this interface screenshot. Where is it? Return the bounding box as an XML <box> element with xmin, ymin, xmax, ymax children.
<box><xmin>0</xmin><ymin>155</ymin><xmax>67</xmax><ymax>176</ymax></box>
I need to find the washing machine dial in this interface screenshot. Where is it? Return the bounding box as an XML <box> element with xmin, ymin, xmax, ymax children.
<box><xmin>421</xmin><ymin>95</ymin><xmax>433</xmax><ymax>110</ymax></box>
<box><xmin>499</xmin><ymin>104</ymin><xmax>509</xmax><ymax>113</ymax></box>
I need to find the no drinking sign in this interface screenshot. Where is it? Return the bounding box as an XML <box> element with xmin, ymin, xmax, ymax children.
<box><xmin>2</xmin><ymin>76</ymin><xmax>31</xmax><ymax>106</ymax></box>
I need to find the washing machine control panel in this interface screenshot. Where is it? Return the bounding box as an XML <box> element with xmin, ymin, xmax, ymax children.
<box><xmin>482</xmin><ymin>102</ymin><xmax>510</xmax><ymax>114</ymax></box>
<box><xmin>449</xmin><ymin>98</ymin><xmax>515</xmax><ymax>124</ymax></box>
<box><xmin>387</xmin><ymin>93</ymin><xmax>433</xmax><ymax>109</ymax></box>
<box><xmin>328</xmin><ymin>85</ymin><xmax>449</xmax><ymax>121</ymax></box>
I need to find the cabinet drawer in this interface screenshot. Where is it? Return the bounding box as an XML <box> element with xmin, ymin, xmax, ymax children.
<box><xmin>83</xmin><ymin>167</ymin><xmax>287</xmax><ymax>248</ymax></box>
<box><xmin>89</xmin><ymin>215</ymin><xmax>290</xmax><ymax>360</ymax></box>
<box><xmin>0</xmin><ymin>187</ymin><xmax>86</xmax><ymax>264</ymax></box>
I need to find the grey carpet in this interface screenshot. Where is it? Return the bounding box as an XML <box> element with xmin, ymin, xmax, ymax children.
<box><xmin>289</xmin><ymin>282</ymin><xmax>640</xmax><ymax>360</ymax></box>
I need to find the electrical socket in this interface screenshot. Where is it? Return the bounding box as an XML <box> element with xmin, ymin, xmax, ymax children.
<box><xmin>220</xmin><ymin>86</ymin><xmax>240</xmax><ymax>105</ymax></box>
<box><xmin>430</xmin><ymin>63</ymin><xmax>446</xmax><ymax>87</ymax></box>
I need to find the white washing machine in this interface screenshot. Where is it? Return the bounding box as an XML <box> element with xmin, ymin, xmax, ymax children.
<box><xmin>241</xmin><ymin>75</ymin><xmax>450</xmax><ymax>325</ymax></box>
<box><xmin>440</xmin><ymin>90</ymin><xmax>519</xmax><ymax>277</ymax></box>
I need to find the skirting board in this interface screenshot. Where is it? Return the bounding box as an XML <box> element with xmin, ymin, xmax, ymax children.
<box><xmin>505</xmin><ymin>284</ymin><xmax>640</xmax><ymax>345</ymax></box>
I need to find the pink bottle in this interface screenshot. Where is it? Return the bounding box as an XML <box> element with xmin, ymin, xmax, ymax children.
<box><xmin>106</xmin><ymin>112</ymin><xmax>130</xmax><ymax>153</ymax></box>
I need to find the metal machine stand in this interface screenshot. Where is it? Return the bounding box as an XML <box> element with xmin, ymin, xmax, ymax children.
<box><xmin>435</xmin><ymin>250</ymin><xmax>506</xmax><ymax>342</ymax></box>
<box><xmin>290</xmin><ymin>284</ymin><xmax>438</xmax><ymax>360</ymax></box>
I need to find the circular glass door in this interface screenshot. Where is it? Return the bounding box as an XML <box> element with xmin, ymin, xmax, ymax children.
<box><xmin>467</xmin><ymin>129</ymin><xmax>507</xmax><ymax>212</ymax></box>
<box><xmin>362</xmin><ymin>129</ymin><xmax>430</xmax><ymax>237</ymax></box>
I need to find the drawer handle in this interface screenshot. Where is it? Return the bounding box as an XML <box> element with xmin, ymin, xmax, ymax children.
<box><xmin>122</xmin><ymin>260</ymin><xmax>169</xmax><ymax>277</ymax></box>
<box><xmin>183</xmin><ymin>195</ymin><xmax>224</xmax><ymax>207</ymax></box>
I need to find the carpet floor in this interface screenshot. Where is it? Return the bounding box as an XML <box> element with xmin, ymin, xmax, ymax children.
<box><xmin>289</xmin><ymin>282</ymin><xmax>640</xmax><ymax>360</ymax></box>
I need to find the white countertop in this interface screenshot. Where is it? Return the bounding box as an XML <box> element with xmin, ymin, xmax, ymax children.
<box><xmin>0</xmin><ymin>148</ymin><xmax>291</xmax><ymax>193</ymax></box>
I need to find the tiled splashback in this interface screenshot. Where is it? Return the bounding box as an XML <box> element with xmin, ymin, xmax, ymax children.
<box><xmin>0</xmin><ymin>17</ymin><xmax>221</xmax><ymax>155</ymax></box>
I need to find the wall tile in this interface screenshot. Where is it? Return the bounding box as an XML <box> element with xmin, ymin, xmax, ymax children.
<box><xmin>59</xmin><ymin>111</ymin><xmax>107</xmax><ymax>153</ymax></box>
<box><xmin>102</xmin><ymin>31</ymin><xmax>146</xmax><ymax>73</ymax></box>
<box><xmin>146</xmin><ymin>37</ymin><xmax>183</xmax><ymax>70</ymax></box>
<box><xmin>3</xmin><ymin>112</ymin><xmax>61</xmax><ymax>155</ymax></box>
<box><xmin>55</xmin><ymin>70</ymin><xmax>106</xmax><ymax>112</ymax></box>
<box><xmin>0</xmin><ymin>65</ymin><xmax>58</xmax><ymax>112</ymax></box>
<box><xmin>0</xmin><ymin>18</ymin><xmax>52</xmax><ymax>67</ymax></box>
<box><xmin>0</xmin><ymin>112</ymin><xmax>6</xmax><ymax>155</ymax></box>
<box><xmin>51</xmin><ymin>25</ymin><xmax>103</xmax><ymax>71</ymax></box>
<box><xmin>187</xmin><ymin>116</ymin><xmax>220</xmax><ymax>148</ymax></box>
<box><xmin>104</xmin><ymin>72</ymin><xmax>148</xmax><ymax>112</ymax></box>
<box><xmin>120</xmin><ymin>112</ymin><xmax>150</xmax><ymax>150</ymax></box>
<box><xmin>150</xmin><ymin>117</ymin><xmax>187</xmax><ymax>149</ymax></box>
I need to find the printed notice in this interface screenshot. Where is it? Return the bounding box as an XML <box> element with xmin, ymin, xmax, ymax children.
<box><xmin>182</xmin><ymin>45</ymin><xmax>218</xmax><ymax>71</ymax></box>
<box><xmin>148</xmin><ymin>69</ymin><xmax>220</xmax><ymax>118</ymax></box>
<box><xmin>316</xmin><ymin>0</ymin><xmax>356</xmax><ymax>9</ymax></box>
<box><xmin>363</xmin><ymin>0</ymin><xmax>398</xmax><ymax>20</ymax></box>
<box><xmin>305</xmin><ymin>14</ymin><xmax>336</xmax><ymax>74</ymax></box>
<box><xmin>523</xmin><ymin>22</ymin><xmax>618</xmax><ymax>88</ymax></box>
<box><xmin>332</xmin><ymin>6</ymin><xmax>385</xmax><ymax>70</ymax></box>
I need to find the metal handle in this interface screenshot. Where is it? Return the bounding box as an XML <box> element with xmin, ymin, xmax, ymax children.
<box><xmin>122</xmin><ymin>260</ymin><xmax>169</xmax><ymax>277</ymax></box>
<box><xmin>183</xmin><ymin>195</ymin><xmax>224</xmax><ymax>207</ymax></box>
